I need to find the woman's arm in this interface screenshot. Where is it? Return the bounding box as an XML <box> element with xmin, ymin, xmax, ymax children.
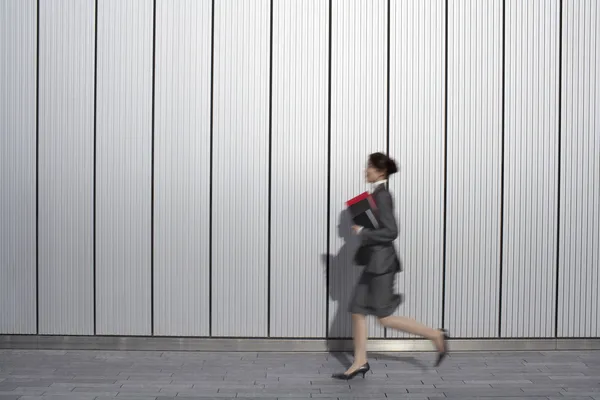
<box><xmin>358</xmin><ymin>191</ymin><xmax>398</xmax><ymax>246</ymax></box>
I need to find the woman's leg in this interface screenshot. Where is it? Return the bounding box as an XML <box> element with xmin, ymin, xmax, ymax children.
<box><xmin>378</xmin><ymin>315</ymin><xmax>445</xmax><ymax>351</ymax></box>
<box><xmin>345</xmin><ymin>313</ymin><xmax>368</xmax><ymax>374</ymax></box>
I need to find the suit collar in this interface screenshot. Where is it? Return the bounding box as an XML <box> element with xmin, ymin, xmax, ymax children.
<box><xmin>370</xmin><ymin>179</ymin><xmax>387</xmax><ymax>194</ymax></box>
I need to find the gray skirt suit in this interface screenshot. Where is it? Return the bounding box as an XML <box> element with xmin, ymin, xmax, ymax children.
<box><xmin>349</xmin><ymin>184</ymin><xmax>403</xmax><ymax>318</ymax></box>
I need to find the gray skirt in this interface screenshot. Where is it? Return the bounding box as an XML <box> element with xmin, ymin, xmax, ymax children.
<box><xmin>348</xmin><ymin>270</ymin><xmax>403</xmax><ymax>318</ymax></box>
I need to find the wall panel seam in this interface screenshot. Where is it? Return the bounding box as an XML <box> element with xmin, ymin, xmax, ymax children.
<box><xmin>93</xmin><ymin>0</ymin><xmax>99</xmax><ymax>337</ymax></box>
<box><xmin>384</xmin><ymin>0</ymin><xmax>390</xmax><ymax>339</ymax></box>
<box><xmin>209</xmin><ymin>0</ymin><xmax>215</xmax><ymax>338</ymax></box>
<box><xmin>150</xmin><ymin>0</ymin><xmax>157</xmax><ymax>337</ymax></box>
<box><xmin>35</xmin><ymin>0</ymin><xmax>40</xmax><ymax>336</ymax></box>
<box><xmin>441</xmin><ymin>0</ymin><xmax>449</xmax><ymax>330</ymax></box>
<box><xmin>325</xmin><ymin>0</ymin><xmax>332</xmax><ymax>339</ymax></box>
<box><xmin>267</xmin><ymin>0</ymin><xmax>273</xmax><ymax>338</ymax></box>
<box><xmin>554</xmin><ymin>0</ymin><xmax>563</xmax><ymax>339</ymax></box>
<box><xmin>497</xmin><ymin>0</ymin><xmax>506</xmax><ymax>338</ymax></box>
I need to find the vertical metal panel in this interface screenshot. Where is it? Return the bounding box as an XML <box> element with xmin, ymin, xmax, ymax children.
<box><xmin>0</xmin><ymin>0</ymin><xmax>37</xmax><ymax>334</ymax></box>
<box><xmin>502</xmin><ymin>0</ymin><xmax>559</xmax><ymax>338</ymax></box>
<box><xmin>446</xmin><ymin>0</ymin><xmax>503</xmax><ymax>338</ymax></box>
<box><xmin>96</xmin><ymin>0</ymin><xmax>153</xmax><ymax>335</ymax></box>
<box><xmin>37</xmin><ymin>0</ymin><xmax>95</xmax><ymax>335</ymax></box>
<box><xmin>212</xmin><ymin>0</ymin><xmax>270</xmax><ymax>337</ymax></box>
<box><xmin>387</xmin><ymin>0</ymin><xmax>445</xmax><ymax>338</ymax></box>
<box><xmin>329</xmin><ymin>0</ymin><xmax>387</xmax><ymax>338</ymax></box>
<box><xmin>271</xmin><ymin>0</ymin><xmax>328</xmax><ymax>337</ymax></box>
<box><xmin>558</xmin><ymin>0</ymin><xmax>600</xmax><ymax>338</ymax></box>
<box><xmin>153</xmin><ymin>0</ymin><xmax>212</xmax><ymax>337</ymax></box>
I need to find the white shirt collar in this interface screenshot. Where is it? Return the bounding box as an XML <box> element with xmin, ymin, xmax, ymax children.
<box><xmin>370</xmin><ymin>179</ymin><xmax>387</xmax><ymax>193</ymax></box>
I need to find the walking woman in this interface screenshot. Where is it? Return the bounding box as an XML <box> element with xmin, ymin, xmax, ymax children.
<box><xmin>332</xmin><ymin>152</ymin><xmax>449</xmax><ymax>380</ymax></box>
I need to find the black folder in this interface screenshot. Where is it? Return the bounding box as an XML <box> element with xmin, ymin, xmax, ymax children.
<box><xmin>346</xmin><ymin>192</ymin><xmax>379</xmax><ymax>230</ymax></box>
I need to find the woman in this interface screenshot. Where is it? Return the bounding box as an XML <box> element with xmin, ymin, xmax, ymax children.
<box><xmin>332</xmin><ymin>152</ymin><xmax>449</xmax><ymax>380</ymax></box>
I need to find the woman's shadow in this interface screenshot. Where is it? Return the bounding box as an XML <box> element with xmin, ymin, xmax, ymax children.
<box><xmin>321</xmin><ymin>209</ymin><xmax>427</xmax><ymax>370</ymax></box>
<box><xmin>321</xmin><ymin>209</ymin><xmax>363</xmax><ymax>368</ymax></box>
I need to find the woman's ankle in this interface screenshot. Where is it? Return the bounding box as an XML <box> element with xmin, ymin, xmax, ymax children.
<box><xmin>353</xmin><ymin>357</ymin><xmax>368</xmax><ymax>366</ymax></box>
<box><xmin>432</xmin><ymin>331</ymin><xmax>444</xmax><ymax>350</ymax></box>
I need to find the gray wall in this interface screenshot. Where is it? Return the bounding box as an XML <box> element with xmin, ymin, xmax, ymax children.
<box><xmin>0</xmin><ymin>0</ymin><xmax>598</xmax><ymax>339</ymax></box>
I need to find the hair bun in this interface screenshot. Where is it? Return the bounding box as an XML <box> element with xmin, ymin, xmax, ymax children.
<box><xmin>368</xmin><ymin>152</ymin><xmax>398</xmax><ymax>177</ymax></box>
<box><xmin>387</xmin><ymin>158</ymin><xmax>398</xmax><ymax>175</ymax></box>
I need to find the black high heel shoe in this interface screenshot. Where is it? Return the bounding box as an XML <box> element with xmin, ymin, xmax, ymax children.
<box><xmin>434</xmin><ymin>329</ymin><xmax>449</xmax><ymax>367</ymax></box>
<box><xmin>331</xmin><ymin>363</ymin><xmax>370</xmax><ymax>380</ymax></box>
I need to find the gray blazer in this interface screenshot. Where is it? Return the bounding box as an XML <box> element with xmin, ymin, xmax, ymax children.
<box><xmin>355</xmin><ymin>184</ymin><xmax>402</xmax><ymax>275</ymax></box>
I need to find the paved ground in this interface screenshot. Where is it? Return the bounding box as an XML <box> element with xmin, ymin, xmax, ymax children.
<box><xmin>0</xmin><ymin>349</ymin><xmax>599</xmax><ymax>399</ymax></box>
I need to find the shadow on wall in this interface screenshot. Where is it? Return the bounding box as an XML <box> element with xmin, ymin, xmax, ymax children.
<box><xmin>321</xmin><ymin>209</ymin><xmax>363</xmax><ymax>368</ymax></box>
<box><xmin>321</xmin><ymin>210</ymin><xmax>429</xmax><ymax>371</ymax></box>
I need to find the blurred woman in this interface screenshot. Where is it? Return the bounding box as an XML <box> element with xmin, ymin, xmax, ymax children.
<box><xmin>332</xmin><ymin>152</ymin><xmax>449</xmax><ymax>380</ymax></box>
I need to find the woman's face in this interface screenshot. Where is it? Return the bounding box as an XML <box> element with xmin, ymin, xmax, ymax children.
<box><xmin>365</xmin><ymin>163</ymin><xmax>385</xmax><ymax>183</ymax></box>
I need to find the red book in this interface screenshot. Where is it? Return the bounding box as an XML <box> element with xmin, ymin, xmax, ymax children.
<box><xmin>346</xmin><ymin>192</ymin><xmax>379</xmax><ymax>229</ymax></box>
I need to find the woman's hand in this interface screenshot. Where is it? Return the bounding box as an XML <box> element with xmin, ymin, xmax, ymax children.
<box><xmin>352</xmin><ymin>225</ymin><xmax>362</xmax><ymax>234</ymax></box>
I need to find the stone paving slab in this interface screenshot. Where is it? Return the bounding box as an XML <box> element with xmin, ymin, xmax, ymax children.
<box><xmin>0</xmin><ymin>349</ymin><xmax>599</xmax><ymax>399</ymax></box>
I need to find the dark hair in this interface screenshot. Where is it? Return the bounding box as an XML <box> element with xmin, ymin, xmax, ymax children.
<box><xmin>368</xmin><ymin>152</ymin><xmax>398</xmax><ymax>177</ymax></box>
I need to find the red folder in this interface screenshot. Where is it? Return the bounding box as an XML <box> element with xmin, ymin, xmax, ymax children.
<box><xmin>346</xmin><ymin>192</ymin><xmax>379</xmax><ymax>229</ymax></box>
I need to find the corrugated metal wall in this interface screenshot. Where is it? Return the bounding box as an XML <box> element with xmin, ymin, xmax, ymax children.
<box><xmin>557</xmin><ymin>0</ymin><xmax>600</xmax><ymax>338</ymax></box>
<box><xmin>446</xmin><ymin>0</ymin><xmax>503</xmax><ymax>338</ymax></box>
<box><xmin>153</xmin><ymin>0</ymin><xmax>212</xmax><ymax>337</ymax></box>
<box><xmin>212</xmin><ymin>0</ymin><xmax>271</xmax><ymax>337</ymax></box>
<box><xmin>329</xmin><ymin>0</ymin><xmax>388</xmax><ymax>339</ymax></box>
<box><xmin>271</xmin><ymin>0</ymin><xmax>328</xmax><ymax>338</ymax></box>
<box><xmin>95</xmin><ymin>0</ymin><xmax>153</xmax><ymax>335</ymax></box>
<box><xmin>1</xmin><ymin>0</ymin><xmax>598</xmax><ymax>339</ymax></box>
<box><xmin>502</xmin><ymin>0</ymin><xmax>559</xmax><ymax>338</ymax></box>
<box><xmin>0</xmin><ymin>0</ymin><xmax>37</xmax><ymax>335</ymax></box>
<box><xmin>388</xmin><ymin>0</ymin><xmax>446</xmax><ymax>338</ymax></box>
<box><xmin>38</xmin><ymin>0</ymin><xmax>96</xmax><ymax>335</ymax></box>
